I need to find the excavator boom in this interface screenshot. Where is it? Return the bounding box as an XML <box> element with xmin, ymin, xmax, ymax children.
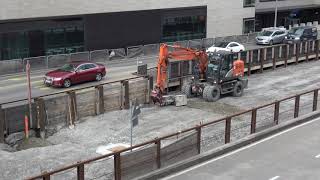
<box><xmin>152</xmin><ymin>43</ymin><xmax>208</xmax><ymax>105</ymax></box>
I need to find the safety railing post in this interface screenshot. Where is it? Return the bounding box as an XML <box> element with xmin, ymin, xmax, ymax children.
<box><xmin>147</xmin><ymin>76</ymin><xmax>153</xmax><ymax>104</ymax></box>
<box><xmin>0</xmin><ymin>105</ymin><xmax>4</xmax><ymax>143</ymax></box>
<box><xmin>272</xmin><ymin>47</ymin><xmax>276</xmax><ymax>70</ymax></box>
<box><xmin>250</xmin><ymin>109</ymin><xmax>257</xmax><ymax>134</ymax></box>
<box><xmin>156</xmin><ymin>139</ymin><xmax>161</xmax><ymax>169</ymax></box>
<box><xmin>294</xmin><ymin>95</ymin><xmax>300</xmax><ymax>118</ymax></box>
<box><xmin>225</xmin><ymin>117</ymin><xmax>231</xmax><ymax>144</ymax></box>
<box><xmin>114</xmin><ymin>153</ymin><xmax>121</xmax><ymax>180</ymax></box>
<box><xmin>316</xmin><ymin>40</ymin><xmax>319</xmax><ymax>60</ymax></box>
<box><xmin>247</xmin><ymin>51</ymin><xmax>252</xmax><ymax>76</ymax></box>
<box><xmin>43</xmin><ymin>175</ymin><xmax>50</xmax><ymax>180</ymax></box>
<box><xmin>258</xmin><ymin>49</ymin><xmax>262</xmax><ymax>73</ymax></box>
<box><xmin>295</xmin><ymin>43</ymin><xmax>299</xmax><ymax>64</ymax></box>
<box><xmin>306</xmin><ymin>41</ymin><xmax>309</xmax><ymax>61</ymax></box>
<box><xmin>274</xmin><ymin>101</ymin><xmax>280</xmax><ymax>125</ymax></box>
<box><xmin>285</xmin><ymin>44</ymin><xmax>289</xmax><ymax>67</ymax></box>
<box><xmin>95</xmin><ymin>85</ymin><xmax>105</xmax><ymax>115</ymax></box>
<box><xmin>196</xmin><ymin>126</ymin><xmax>201</xmax><ymax>154</ymax></box>
<box><xmin>67</xmin><ymin>91</ymin><xmax>77</xmax><ymax>126</ymax></box>
<box><xmin>35</xmin><ymin>98</ymin><xmax>46</xmax><ymax>138</ymax></box>
<box><xmin>313</xmin><ymin>90</ymin><xmax>318</xmax><ymax>112</ymax></box>
<box><xmin>77</xmin><ymin>164</ymin><xmax>85</xmax><ymax>180</ymax></box>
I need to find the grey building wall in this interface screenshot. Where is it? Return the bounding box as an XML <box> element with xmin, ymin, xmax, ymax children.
<box><xmin>0</xmin><ymin>0</ymin><xmax>255</xmax><ymax>38</ymax></box>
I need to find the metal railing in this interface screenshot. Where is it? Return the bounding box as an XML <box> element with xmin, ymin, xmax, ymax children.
<box><xmin>25</xmin><ymin>86</ymin><xmax>320</xmax><ymax>180</ymax></box>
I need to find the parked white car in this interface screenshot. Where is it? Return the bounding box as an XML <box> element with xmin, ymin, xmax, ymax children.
<box><xmin>206</xmin><ymin>42</ymin><xmax>245</xmax><ymax>53</ymax></box>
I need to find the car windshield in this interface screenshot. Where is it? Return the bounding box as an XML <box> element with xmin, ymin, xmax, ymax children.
<box><xmin>288</xmin><ymin>28</ymin><xmax>304</xmax><ymax>36</ymax></box>
<box><xmin>59</xmin><ymin>64</ymin><xmax>75</xmax><ymax>72</ymax></box>
<box><xmin>216</xmin><ymin>42</ymin><xmax>229</xmax><ymax>48</ymax></box>
<box><xmin>259</xmin><ymin>30</ymin><xmax>273</xmax><ymax>36</ymax></box>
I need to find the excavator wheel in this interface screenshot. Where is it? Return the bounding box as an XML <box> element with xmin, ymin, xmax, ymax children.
<box><xmin>232</xmin><ymin>81</ymin><xmax>244</xmax><ymax>97</ymax></box>
<box><xmin>203</xmin><ymin>85</ymin><xmax>220</xmax><ymax>102</ymax></box>
<box><xmin>182</xmin><ymin>84</ymin><xmax>193</xmax><ymax>98</ymax></box>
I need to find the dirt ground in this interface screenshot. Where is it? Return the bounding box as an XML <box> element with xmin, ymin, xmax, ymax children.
<box><xmin>2</xmin><ymin>60</ymin><xmax>320</xmax><ymax>180</ymax></box>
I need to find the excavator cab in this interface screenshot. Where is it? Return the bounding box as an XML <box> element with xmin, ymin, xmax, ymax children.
<box><xmin>206</xmin><ymin>51</ymin><xmax>239</xmax><ymax>83</ymax></box>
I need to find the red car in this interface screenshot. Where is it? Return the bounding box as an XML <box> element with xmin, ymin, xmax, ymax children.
<box><xmin>44</xmin><ymin>62</ymin><xmax>106</xmax><ymax>88</ymax></box>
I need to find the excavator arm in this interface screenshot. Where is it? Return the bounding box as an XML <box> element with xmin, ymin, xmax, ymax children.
<box><xmin>152</xmin><ymin>43</ymin><xmax>208</xmax><ymax>105</ymax></box>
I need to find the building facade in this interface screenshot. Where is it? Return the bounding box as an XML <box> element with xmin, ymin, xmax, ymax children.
<box><xmin>0</xmin><ymin>0</ymin><xmax>319</xmax><ymax>60</ymax></box>
<box><xmin>0</xmin><ymin>0</ymin><xmax>255</xmax><ymax>60</ymax></box>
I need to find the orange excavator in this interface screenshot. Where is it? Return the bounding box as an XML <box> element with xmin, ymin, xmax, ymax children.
<box><xmin>151</xmin><ymin>43</ymin><xmax>248</xmax><ymax>106</ymax></box>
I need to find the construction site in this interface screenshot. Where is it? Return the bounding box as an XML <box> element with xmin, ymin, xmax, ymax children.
<box><xmin>0</xmin><ymin>36</ymin><xmax>319</xmax><ymax>179</ymax></box>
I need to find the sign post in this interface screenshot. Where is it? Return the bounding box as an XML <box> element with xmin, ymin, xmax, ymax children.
<box><xmin>26</xmin><ymin>60</ymin><xmax>33</xmax><ymax>129</ymax></box>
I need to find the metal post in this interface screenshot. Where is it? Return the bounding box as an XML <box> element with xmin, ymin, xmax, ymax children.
<box><xmin>274</xmin><ymin>0</ymin><xmax>278</xmax><ymax>28</ymax></box>
<box><xmin>95</xmin><ymin>85</ymin><xmax>104</xmax><ymax>115</ymax></box>
<box><xmin>306</xmin><ymin>41</ymin><xmax>309</xmax><ymax>61</ymax></box>
<box><xmin>77</xmin><ymin>164</ymin><xmax>85</xmax><ymax>180</ymax></box>
<box><xmin>247</xmin><ymin>51</ymin><xmax>252</xmax><ymax>76</ymax></box>
<box><xmin>251</xmin><ymin>109</ymin><xmax>257</xmax><ymax>134</ymax></box>
<box><xmin>272</xmin><ymin>47</ymin><xmax>276</xmax><ymax>70</ymax></box>
<box><xmin>313</xmin><ymin>90</ymin><xmax>318</xmax><ymax>112</ymax></box>
<box><xmin>123</xmin><ymin>81</ymin><xmax>129</xmax><ymax>110</ymax></box>
<box><xmin>285</xmin><ymin>44</ymin><xmax>289</xmax><ymax>67</ymax></box>
<box><xmin>147</xmin><ymin>76</ymin><xmax>153</xmax><ymax>104</ymax></box>
<box><xmin>294</xmin><ymin>95</ymin><xmax>300</xmax><ymax>118</ymax></box>
<box><xmin>316</xmin><ymin>40</ymin><xmax>319</xmax><ymax>60</ymax></box>
<box><xmin>26</xmin><ymin>60</ymin><xmax>33</xmax><ymax>129</ymax></box>
<box><xmin>43</xmin><ymin>175</ymin><xmax>51</xmax><ymax>180</ymax></box>
<box><xmin>274</xmin><ymin>101</ymin><xmax>280</xmax><ymax>125</ymax></box>
<box><xmin>67</xmin><ymin>91</ymin><xmax>77</xmax><ymax>126</ymax></box>
<box><xmin>225</xmin><ymin>117</ymin><xmax>231</xmax><ymax>144</ymax></box>
<box><xmin>114</xmin><ymin>153</ymin><xmax>121</xmax><ymax>180</ymax></box>
<box><xmin>295</xmin><ymin>43</ymin><xmax>299</xmax><ymax>64</ymax></box>
<box><xmin>156</xmin><ymin>139</ymin><xmax>161</xmax><ymax>168</ymax></box>
<box><xmin>130</xmin><ymin>101</ymin><xmax>133</xmax><ymax>149</ymax></box>
<box><xmin>0</xmin><ymin>105</ymin><xmax>4</xmax><ymax>143</ymax></box>
<box><xmin>196</xmin><ymin>126</ymin><xmax>201</xmax><ymax>154</ymax></box>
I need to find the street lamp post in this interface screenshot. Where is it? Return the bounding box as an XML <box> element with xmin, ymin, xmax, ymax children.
<box><xmin>274</xmin><ymin>0</ymin><xmax>278</xmax><ymax>27</ymax></box>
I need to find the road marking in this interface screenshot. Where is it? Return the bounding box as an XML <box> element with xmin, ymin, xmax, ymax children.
<box><xmin>162</xmin><ymin>118</ymin><xmax>320</xmax><ymax>180</ymax></box>
<box><xmin>0</xmin><ymin>80</ymin><xmax>44</xmax><ymax>90</ymax></box>
<box><xmin>39</xmin><ymin>87</ymin><xmax>51</xmax><ymax>91</ymax></box>
<box><xmin>269</xmin><ymin>176</ymin><xmax>280</xmax><ymax>180</ymax></box>
<box><xmin>315</xmin><ymin>154</ymin><xmax>320</xmax><ymax>158</ymax></box>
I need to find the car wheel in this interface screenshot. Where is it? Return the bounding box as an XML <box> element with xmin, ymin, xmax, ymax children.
<box><xmin>96</xmin><ymin>73</ymin><xmax>103</xmax><ymax>81</ymax></box>
<box><xmin>63</xmin><ymin>79</ymin><xmax>71</xmax><ymax>88</ymax></box>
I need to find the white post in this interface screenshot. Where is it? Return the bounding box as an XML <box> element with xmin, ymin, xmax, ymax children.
<box><xmin>274</xmin><ymin>0</ymin><xmax>278</xmax><ymax>28</ymax></box>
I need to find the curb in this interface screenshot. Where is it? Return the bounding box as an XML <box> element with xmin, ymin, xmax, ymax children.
<box><xmin>135</xmin><ymin>110</ymin><xmax>320</xmax><ymax>180</ymax></box>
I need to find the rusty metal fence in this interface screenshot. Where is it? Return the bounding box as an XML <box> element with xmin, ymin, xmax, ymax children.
<box><xmin>24</xmin><ymin>85</ymin><xmax>320</xmax><ymax>180</ymax></box>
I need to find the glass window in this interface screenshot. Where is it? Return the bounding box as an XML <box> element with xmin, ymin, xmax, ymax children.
<box><xmin>162</xmin><ymin>15</ymin><xmax>206</xmax><ymax>42</ymax></box>
<box><xmin>244</xmin><ymin>0</ymin><xmax>255</xmax><ymax>7</ymax></box>
<box><xmin>0</xmin><ymin>32</ymin><xmax>29</xmax><ymax>60</ymax></box>
<box><xmin>243</xmin><ymin>18</ymin><xmax>255</xmax><ymax>34</ymax></box>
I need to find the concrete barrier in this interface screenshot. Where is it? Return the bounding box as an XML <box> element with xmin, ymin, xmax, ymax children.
<box><xmin>47</xmin><ymin>54</ymin><xmax>70</xmax><ymax>68</ymax></box>
<box><xmin>90</xmin><ymin>50</ymin><xmax>108</xmax><ymax>62</ymax></box>
<box><xmin>70</xmin><ymin>51</ymin><xmax>90</xmax><ymax>62</ymax></box>
<box><xmin>0</xmin><ymin>59</ymin><xmax>23</xmax><ymax>75</ymax></box>
<box><xmin>23</xmin><ymin>56</ymin><xmax>47</xmax><ymax>70</ymax></box>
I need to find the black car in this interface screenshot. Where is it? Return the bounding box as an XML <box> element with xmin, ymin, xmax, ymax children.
<box><xmin>284</xmin><ymin>26</ymin><xmax>318</xmax><ymax>43</ymax></box>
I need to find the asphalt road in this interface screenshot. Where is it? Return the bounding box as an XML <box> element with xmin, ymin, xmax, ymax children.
<box><xmin>0</xmin><ymin>57</ymin><xmax>157</xmax><ymax>104</ymax></box>
<box><xmin>0</xmin><ymin>41</ymin><xmax>282</xmax><ymax>104</ymax></box>
<box><xmin>163</xmin><ymin>117</ymin><xmax>320</xmax><ymax>180</ymax></box>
